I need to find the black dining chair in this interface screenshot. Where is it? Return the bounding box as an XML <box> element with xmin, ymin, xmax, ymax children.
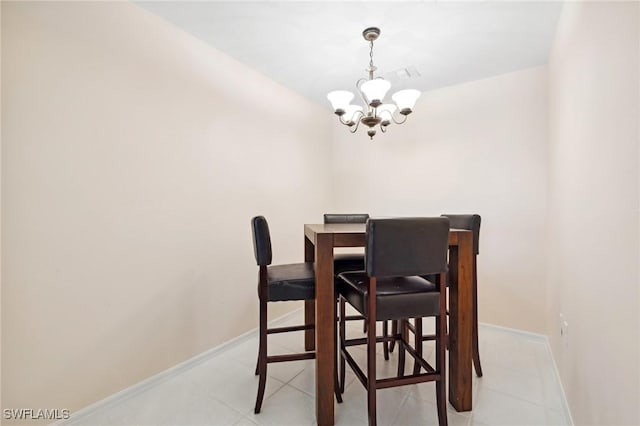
<box><xmin>251</xmin><ymin>216</ymin><xmax>341</xmax><ymax>414</ymax></box>
<box><xmin>324</xmin><ymin>214</ymin><xmax>388</xmax><ymax>348</ymax></box>
<box><xmin>387</xmin><ymin>214</ymin><xmax>483</xmax><ymax>377</ymax></box>
<box><xmin>337</xmin><ymin>217</ymin><xmax>450</xmax><ymax>426</ymax></box>
<box><xmin>323</xmin><ymin>213</ymin><xmax>369</xmax><ymax>275</ymax></box>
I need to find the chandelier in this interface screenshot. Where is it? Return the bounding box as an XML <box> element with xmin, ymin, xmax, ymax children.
<box><xmin>327</xmin><ymin>27</ymin><xmax>421</xmax><ymax>140</ymax></box>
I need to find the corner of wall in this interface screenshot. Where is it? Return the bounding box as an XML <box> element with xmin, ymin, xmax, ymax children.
<box><xmin>0</xmin><ymin>0</ymin><xmax>4</xmax><ymax>415</ymax></box>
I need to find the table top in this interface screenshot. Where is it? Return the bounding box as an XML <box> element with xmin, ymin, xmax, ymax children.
<box><xmin>304</xmin><ymin>223</ymin><xmax>366</xmax><ymax>247</ymax></box>
<box><xmin>304</xmin><ymin>223</ymin><xmax>472</xmax><ymax>247</ymax></box>
<box><xmin>304</xmin><ymin>223</ymin><xmax>472</xmax><ymax>232</ymax></box>
<box><xmin>304</xmin><ymin>223</ymin><xmax>366</xmax><ymax>233</ymax></box>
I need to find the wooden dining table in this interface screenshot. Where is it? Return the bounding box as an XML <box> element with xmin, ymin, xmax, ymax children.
<box><xmin>302</xmin><ymin>222</ymin><xmax>474</xmax><ymax>426</ymax></box>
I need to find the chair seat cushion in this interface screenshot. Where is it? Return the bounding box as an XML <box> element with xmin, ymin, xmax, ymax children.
<box><xmin>337</xmin><ymin>271</ymin><xmax>439</xmax><ymax>321</ymax></box>
<box><xmin>267</xmin><ymin>263</ymin><xmax>315</xmax><ymax>301</ymax></box>
<box><xmin>333</xmin><ymin>253</ymin><xmax>365</xmax><ymax>275</ymax></box>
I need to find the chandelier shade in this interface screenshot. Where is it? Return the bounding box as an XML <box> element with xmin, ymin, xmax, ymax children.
<box><xmin>360</xmin><ymin>79</ymin><xmax>391</xmax><ymax>106</ymax></box>
<box><xmin>327</xmin><ymin>90</ymin><xmax>355</xmax><ymax>113</ymax></box>
<box><xmin>327</xmin><ymin>27</ymin><xmax>422</xmax><ymax>140</ymax></box>
<box><xmin>392</xmin><ymin>89</ymin><xmax>422</xmax><ymax>112</ymax></box>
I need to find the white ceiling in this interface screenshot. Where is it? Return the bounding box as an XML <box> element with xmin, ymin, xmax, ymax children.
<box><xmin>136</xmin><ymin>1</ymin><xmax>563</xmax><ymax>107</ymax></box>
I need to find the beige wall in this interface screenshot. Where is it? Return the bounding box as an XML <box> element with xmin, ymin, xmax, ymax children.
<box><xmin>331</xmin><ymin>66</ymin><xmax>549</xmax><ymax>333</ymax></box>
<box><xmin>548</xmin><ymin>2</ymin><xmax>639</xmax><ymax>425</ymax></box>
<box><xmin>4</xmin><ymin>1</ymin><xmax>640</xmax><ymax>423</ymax></box>
<box><xmin>1</xmin><ymin>1</ymin><xmax>332</xmax><ymax>415</ymax></box>
<box><xmin>0</xmin><ymin>0</ymin><xmax>3</xmax><ymax>416</ymax></box>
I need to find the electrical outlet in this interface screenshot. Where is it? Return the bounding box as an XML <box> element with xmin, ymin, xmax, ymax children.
<box><xmin>559</xmin><ymin>313</ymin><xmax>569</xmax><ymax>347</ymax></box>
<box><xmin>559</xmin><ymin>313</ymin><xmax>564</xmax><ymax>335</ymax></box>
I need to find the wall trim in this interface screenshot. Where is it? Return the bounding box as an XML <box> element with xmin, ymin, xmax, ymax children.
<box><xmin>480</xmin><ymin>322</ymin><xmax>574</xmax><ymax>425</ymax></box>
<box><xmin>542</xmin><ymin>335</ymin><xmax>574</xmax><ymax>426</ymax></box>
<box><xmin>55</xmin><ymin>308</ymin><xmax>302</xmax><ymax>425</ymax></box>
<box><xmin>59</xmin><ymin>315</ymin><xmax>573</xmax><ymax>425</ymax></box>
<box><xmin>478</xmin><ymin>321</ymin><xmax>549</xmax><ymax>340</ymax></box>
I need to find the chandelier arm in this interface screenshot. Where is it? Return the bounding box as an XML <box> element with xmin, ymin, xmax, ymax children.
<box><xmin>349</xmin><ymin>113</ymin><xmax>365</xmax><ymax>133</ymax></box>
<box><xmin>338</xmin><ymin>115</ymin><xmax>352</xmax><ymax>126</ymax></box>
<box><xmin>390</xmin><ymin>113</ymin><xmax>409</xmax><ymax>125</ymax></box>
<box><xmin>339</xmin><ymin>109</ymin><xmax>365</xmax><ymax>127</ymax></box>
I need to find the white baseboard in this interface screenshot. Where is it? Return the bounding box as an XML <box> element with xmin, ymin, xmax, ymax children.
<box><xmin>479</xmin><ymin>321</ymin><xmax>548</xmax><ymax>341</ymax></box>
<box><xmin>541</xmin><ymin>334</ymin><xmax>574</xmax><ymax>426</ymax></box>
<box><xmin>58</xmin><ymin>314</ymin><xmax>573</xmax><ymax>426</ymax></box>
<box><xmin>480</xmin><ymin>322</ymin><xmax>574</xmax><ymax>425</ymax></box>
<box><xmin>55</xmin><ymin>308</ymin><xmax>303</xmax><ymax>425</ymax></box>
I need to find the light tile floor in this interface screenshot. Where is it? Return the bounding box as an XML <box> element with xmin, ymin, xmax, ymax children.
<box><xmin>69</xmin><ymin>309</ymin><xmax>571</xmax><ymax>426</ymax></box>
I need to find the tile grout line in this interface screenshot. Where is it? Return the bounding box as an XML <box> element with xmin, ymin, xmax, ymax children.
<box><xmin>55</xmin><ymin>308</ymin><xmax>304</xmax><ymax>426</ymax></box>
<box><xmin>477</xmin><ymin>322</ymin><xmax>573</xmax><ymax>423</ymax></box>
<box><xmin>59</xmin><ymin>311</ymin><xmax>573</xmax><ymax>426</ymax></box>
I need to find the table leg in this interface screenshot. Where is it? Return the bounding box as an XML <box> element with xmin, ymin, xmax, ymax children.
<box><xmin>315</xmin><ymin>233</ymin><xmax>335</xmax><ymax>426</ymax></box>
<box><xmin>304</xmin><ymin>236</ymin><xmax>316</xmax><ymax>351</ymax></box>
<box><xmin>448</xmin><ymin>232</ymin><xmax>473</xmax><ymax>411</ymax></box>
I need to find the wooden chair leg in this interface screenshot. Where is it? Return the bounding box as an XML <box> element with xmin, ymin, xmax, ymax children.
<box><xmin>435</xmin><ymin>316</ymin><xmax>448</xmax><ymax>426</ymax></box>
<box><xmin>382</xmin><ymin>321</ymin><xmax>389</xmax><ymax>361</ymax></box>
<box><xmin>435</xmin><ymin>317</ymin><xmax>447</xmax><ymax>425</ymax></box>
<box><xmin>473</xmin><ymin>327</ymin><xmax>483</xmax><ymax>377</ymax></box>
<box><xmin>367</xmin><ymin>309</ymin><xmax>377</xmax><ymax>426</ymax></box>
<box><xmin>339</xmin><ymin>297</ymin><xmax>347</xmax><ymax>394</ymax></box>
<box><xmin>389</xmin><ymin>320</ymin><xmax>397</xmax><ymax>353</ymax></box>
<box><xmin>472</xmin><ymin>265</ymin><xmax>483</xmax><ymax>377</ymax></box>
<box><xmin>334</xmin><ymin>366</ymin><xmax>343</xmax><ymax>402</ymax></box>
<box><xmin>397</xmin><ymin>319</ymin><xmax>406</xmax><ymax>378</ymax></box>
<box><xmin>254</xmin><ymin>298</ymin><xmax>268</xmax><ymax>414</ymax></box>
<box><xmin>413</xmin><ymin>318</ymin><xmax>422</xmax><ymax>375</ymax></box>
<box><xmin>333</xmin><ymin>302</ymin><xmax>342</xmax><ymax>404</ymax></box>
<box><xmin>436</xmin><ymin>272</ymin><xmax>448</xmax><ymax>426</ymax></box>
<box><xmin>334</xmin><ymin>307</ymin><xmax>343</xmax><ymax>403</ymax></box>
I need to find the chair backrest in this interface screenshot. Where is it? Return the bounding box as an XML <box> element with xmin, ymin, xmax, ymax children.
<box><xmin>323</xmin><ymin>214</ymin><xmax>369</xmax><ymax>224</ymax></box>
<box><xmin>365</xmin><ymin>217</ymin><xmax>450</xmax><ymax>278</ymax></box>
<box><xmin>441</xmin><ymin>214</ymin><xmax>481</xmax><ymax>255</ymax></box>
<box><xmin>251</xmin><ymin>216</ymin><xmax>272</xmax><ymax>266</ymax></box>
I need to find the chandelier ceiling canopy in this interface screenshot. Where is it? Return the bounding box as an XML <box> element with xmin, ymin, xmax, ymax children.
<box><xmin>327</xmin><ymin>27</ymin><xmax>421</xmax><ymax>140</ymax></box>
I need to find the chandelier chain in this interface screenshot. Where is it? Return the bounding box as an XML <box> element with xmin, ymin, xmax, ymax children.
<box><xmin>369</xmin><ymin>40</ymin><xmax>375</xmax><ymax>72</ymax></box>
<box><xmin>367</xmin><ymin>40</ymin><xmax>376</xmax><ymax>80</ymax></box>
